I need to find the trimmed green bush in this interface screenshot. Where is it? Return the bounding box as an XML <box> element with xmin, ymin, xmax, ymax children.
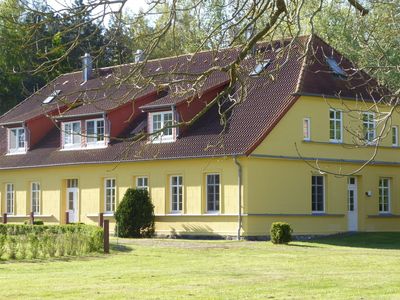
<box><xmin>0</xmin><ymin>224</ymin><xmax>103</xmax><ymax>260</ymax></box>
<box><xmin>270</xmin><ymin>222</ymin><xmax>293</xmax><ymax>244</ymax></box>
<box><xmin>24</xmin><ymin>220</ymin><xmax>44</xmax><ymax>225</ymax></box>
<box><xmin>115</xmin><ymin>188</ymin><xmax>155</xmax><ymax>238</ymax></box>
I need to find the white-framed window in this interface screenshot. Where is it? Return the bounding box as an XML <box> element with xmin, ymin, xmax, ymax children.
<box><xmin>104</xmin><ymin>178</ymin><xmax>116</xmax><ymax>213</ymax></box>
<box><xmin>136</xmin><ymin>176</ymin><xmax>149</xmax><ymax>191</ymax></box>
<box><xmin>6</xmin><ymin>183</ymin><xmax>14</xmax><ymax>215</ymax></box>
<box><xmin>31</xmin><ymin>182</ymin><xmax>40</xmax><ymax>215</ymax></box>
<box><xmin>363</xmin><ymin>112</ymin><xmax>375</xmax><ymax>143</ymax></box>
<box><xmin>379</xmin><ymin>178</ymin><xmax>390</xmax><ymax>213</ymax></box>
<box><xmin>86</xmin><ymin>119</ymin><xmax>105</xmax><ymax>147</ymax></box>
<box><xmin>329</xmin><ymin>109</ymin><xmax>342</xmax><ymax>142</ymax></box>
<box><xmin>392</xmin><ymin>126</ymin><xmax>398</xmax><ymax>147</ymax></box>
<box><xmin>312</xmin><ymin>175</ymin><xmax>324</xmax><ymax>212</ymax></box>
<box><xmin>62</xmin><ymin>121</ymin><xmax>81</xmax><ymax>149</ymax></box>
<box><xmin>206</xmin><ymin>174</ymin><xmax>220</xmax><ymax>212</ymax></box>
<box><xmin>8</xmin><ymin>127</ymin><xmax>26</xmax><ymax>154</ymax></box>
<box><xmin>170</xmin><ymin>175</ymin><xmax>183</xmax><ymax>213</ymax></box>
<box><xmin>149</xmin><ymin>111</ymin><xmax>174</xmax><ymax>143</ymax></box>
<box><xmin>303</xmin><ymin>118</ymin><xmax>311</xmax><ymax>141</ymax></box>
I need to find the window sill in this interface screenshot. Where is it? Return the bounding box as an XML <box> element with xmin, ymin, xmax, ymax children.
<box><xmin>6</xmin><ymin>151</ymin><xmax>27</xmax><ymax>156</ymax></box>
<box><xmin>368</xmin><ymin>213</ymin><xmax>400</xmax><ymax>218</ymax></box>
<box><xmin>60</xmin><ymin>145</ymin><xmax>108</xmax><ymax>151</ymax></box>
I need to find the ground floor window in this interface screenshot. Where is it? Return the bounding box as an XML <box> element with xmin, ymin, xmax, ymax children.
<box><xmin>6</xmin><ymin>183</ymin><xmax>14</xmax><ymax>214</ymax></box>
<box><xmin>312</xmin><ymin>175</ymin><xmax>324</xmax><ymax>212</ymax></box>
<box><xmin>207</xmin><ymin>174</ymin><xmax>220</xmax><ymax>212</ymax></box>
<box><xmin>105</xmin><ymin>178</ymin><xmax>116</xmax><ymax>213</ymax></box>
<box><xmin>31</xmin><ymin>182</ymin><xmax>40</xmax><ymax>214</ymax></box>
<box><xmin>136</xmin><ymin>177</ymin><xmax>149</xmax><ymax>191</ymax></box>
<box><xmin>170</xmin><ymin>176</ymin><xmax>183</xmax><ymax>212</ymax></box>
<box><xmin>379</xmin><ymin>178</ymin><xmax>390</xmax><ymax>213</ymax></box>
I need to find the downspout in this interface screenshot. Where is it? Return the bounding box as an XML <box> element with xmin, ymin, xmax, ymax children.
<box><xmin>234</xmin><ymin>156</ymin><xmax>242</xmax><ymax>240</ymax></box>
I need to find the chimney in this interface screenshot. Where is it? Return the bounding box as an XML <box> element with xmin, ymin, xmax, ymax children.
<box><xmin>135</xmin><ymin>49</ymin><xmax>144</xmax><ymax>63</ymax></box>
<box><xmin>82</xmin><ymin>53</ymin><xmax>92</xmax><ymax>82</ymax></box>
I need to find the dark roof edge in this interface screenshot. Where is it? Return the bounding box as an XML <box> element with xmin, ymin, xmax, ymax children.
<box><xmin>294</xmin><ymin>92</ymin><xmax>379</xmax><ymax>103</ymax></box>
<box><xmin>0</xmin><ymin>152</ymin><xmax>245</xmax><ymax>171</ymax></box>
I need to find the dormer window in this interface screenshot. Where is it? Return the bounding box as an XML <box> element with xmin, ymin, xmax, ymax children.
<box><xmin>62</xmin><ymin>121</ymin><xmax>81</xmax><ymax>149</ymax></box>
<box><xmin>86</xmin><ymin>119</ymin><xmax>105</xmax><ymax>147</ymax></box>
<box><xmin>8</xmin><ymin>127</ymin><xmax>26</xmax><ymax>154</ymax></box>
<box><xmin>149</xmin><ymin>111</ymin><xmax>174</xmax><ymax>143</ymax></box>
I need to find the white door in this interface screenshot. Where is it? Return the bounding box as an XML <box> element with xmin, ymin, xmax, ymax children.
<box><xmin>347</xmin><ymin>177</ymin><xmax>358</xmax><ymax>231</ymax></box>
<box><xmin>67</xmin><ymin>188</ymin><xmax>78</xmax><ymax>223</ymax></box>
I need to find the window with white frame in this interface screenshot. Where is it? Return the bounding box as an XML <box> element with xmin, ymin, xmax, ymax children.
<box><xmin>136</xmin><ymin>177</ymin><xmax>148</xmax><ymax>191</ymax></box>
<box><xmin>303</xmin><ymin>118</ymin><xmax>310</xmax><ymax>141</ymax></box>
<box><xmin>86</xmin><ymin>119</ymin><xmax>105</xmax><ymax>146</ymax></box>
<box><xmin>31</xmin><ymin>182</ymin><xmax>40</xmax><ymax>214</ymax></box>
<box><xmin>170</xmin><ymin>176</ymin><xmax>183</xmax><ymax>213</ymax></box>
<box><xmin>379</xmin><ymin>178</ymin><xmax>390</xmax><ymax>213</ymax></box>
<box><xmin>329</xmin><ymin>109</ymin><xmax>342</xmax><ymax>142</ymax></box>
<box><xmin>104</xmin><ymin>178</ymin><xmax>116</xmax><ymax>213</ymax></box>
<box><xmin>149</xmin><ymin>111</ymin><xmax>174</xmax><ymax>143</ymax></box>
<box><xmin>311</xmin><ymin>175</ymin><xmax>324</xmax><ymax>212</ymax></box>
<box><xmin>6</xmin><ymin>183</ymin><xmax>14</xmax><ymax>214</ymax></box>
<box><xmin>62</xmin><ymin>121</ymin><xmax>81</xmax><ymax>149</ymax></box>
<box><xmin>206</xmin><ymin>174</ymin><xmax>220</xmax><ymax>212</ymax></box>
<box><xmin>363</xmin><ymin>112</ymin><xmax>375</xmax><ymax>143</ymax></box>
<box><xmin>8</xmin><ymin>127</ymin><xmax>26</xmax><ymax>153</ymax></box>
<box><xmin>392</xmin><ymin>126</ymin><xmax>398</xmax><ymax>147</ymax></box>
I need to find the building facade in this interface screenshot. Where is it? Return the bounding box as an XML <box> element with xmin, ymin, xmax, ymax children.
<box><xmin>0</xmin><ymin>35</ymin><xmax>398</xmax><ymax>238</ymax></box>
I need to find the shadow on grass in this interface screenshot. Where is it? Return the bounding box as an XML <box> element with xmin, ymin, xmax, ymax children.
<box><xmin>304</xmin><ymin>232</ymin><xmax>400</xmax><ymax>250</ymax></box>
<box><xmin>286</xmin><ymin>243</ymin><xmax>320</xmax><ymax>248</ymax></box>
<box><xmin>110</xmin><ymin>243</ymin><xmax>133</xmax><ymax>253</ymax></box>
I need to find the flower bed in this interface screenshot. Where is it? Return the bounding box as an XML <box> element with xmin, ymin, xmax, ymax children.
<box><xmin>0</xmin><ymin>224</ymin><xmax>103</xmax><ymax>260</ymax></box>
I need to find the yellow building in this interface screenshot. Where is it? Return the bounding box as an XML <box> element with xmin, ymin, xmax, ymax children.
<box><xmin>0</xmin><ymin>35</ymin><xmax>398</xmax><ymax>238</ymax></box>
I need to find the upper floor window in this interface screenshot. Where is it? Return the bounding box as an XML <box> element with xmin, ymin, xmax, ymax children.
<box><xmin>86</xmin><ymin>119</ymin><xmax>105</xmax><ymax>147</ymax></box>
<box><xmin>311</xmin><ymin>175</ymin><xmax>324</xmax><ymax>213</ymax></box>
<box><xmin>363</xmin><ymin>112</ymin><xmax>375</xmax><ymax>143</ymax></box>
<box><xmin>8</xmin><ymin>127</ymin><xmax>26</xmax><ymax>154</ymax></box>
<box><xmin>63</xmin><ymin>121</ymin><xmax>81</xmax><ymax>149</ymax></box>
<box><xmin>392</xmin><ymin>126</ymin><xmax>398</xmax><ymax>147</ymax></box>
<box><xmin>149</xmin><ymin>111</ymin><xmax>174</xmax><ymax>143</ymax></box>
<box><xmin>329</xmin><ymin>109</ymin><xmax>342</xmax><ymax>142</ymax></box>
<box><xmin>303</xmin><ymin>118</ymin><xmax>310</xmax><ymax>141</ymax></box>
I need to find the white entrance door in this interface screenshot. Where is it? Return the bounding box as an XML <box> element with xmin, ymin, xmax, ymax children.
<box><xmin>347</xmin><ymin>177</ymin><xmax>358</xmax><ymax>231</ymax></box>
<box><xmin>67</xmin><ymin>187</ymin><xmax>78</xmax><ymax>223</ymax></box>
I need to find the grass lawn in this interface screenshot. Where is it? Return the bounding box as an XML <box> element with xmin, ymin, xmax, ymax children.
<box><xmin>1</xmin><ymin>233</ymin><xmax>400</xmax><ymax>299</ymax></box>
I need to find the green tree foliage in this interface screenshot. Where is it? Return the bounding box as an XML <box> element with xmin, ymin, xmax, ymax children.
<box><xmin>115</xmin><ymin>188</ymin><xmax>155</xmax><ymax>238</ymax></box>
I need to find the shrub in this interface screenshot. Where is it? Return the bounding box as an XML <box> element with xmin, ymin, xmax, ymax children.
<box><xmin>270</xmin><ymin>222</ymin><xmax>293</xmax><ymax>244</ymax></box>
<box><xmin>115</xmin><ymin>188</ymin><xmax>155</xmax><ymax>238</ymax></box>
<box><xmin>24</xmin><ymin>220</ymin><xmax>44</xmax><ymax>225</ymax></box>
<box><xmin>0</xmin><ymin>224</ymin><xmax>103</xmax><ymax>260</ymax></box>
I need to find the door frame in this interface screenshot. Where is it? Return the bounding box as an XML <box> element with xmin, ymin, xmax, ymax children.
<box><xmin>347</xmin><ymin>177</ymin><xmax>358</xmax><ymax>231</ymax></box>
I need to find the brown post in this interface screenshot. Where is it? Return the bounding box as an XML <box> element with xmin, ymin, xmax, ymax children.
<box><xmin>30</xmin><ymin>212</ymin><xmax>34</xmax><ymax>224</ymax></box>
<box><xmin>103</xmin><ymin>219</ymin><xmax>109</xmax><ymax>254</ymax></box>
<box><xmin>65</xmin><ymin>211</ymin><xmax>69</xmax><ymax>224</ymax></box>
<box><xmin>98</xmin><ymin>212</ymin><xmax>104</xmax><ymax>228</ymax></box>
<box><xmin>2</xmin><ymin>213</ymin><xmax>7</xmax><ymax>224</ymax></box>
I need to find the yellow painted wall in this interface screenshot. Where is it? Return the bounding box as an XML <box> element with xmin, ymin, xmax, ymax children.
<box><xmin>0</xmin><ymin>157</ymin><xmax>243</xmax><ymax>236</ymax></box>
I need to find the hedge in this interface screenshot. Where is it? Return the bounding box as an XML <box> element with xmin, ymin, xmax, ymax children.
<box><xmin>0</xmin><ymin>224</ymin><xmax>103</xmax><ymax>260</ymax></box>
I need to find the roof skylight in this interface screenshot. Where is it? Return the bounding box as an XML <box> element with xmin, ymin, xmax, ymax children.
<box><xmin>43</xmin><ymin>90</ymin><xmax>61</xmax><ymax>104</ymax></box>
<box><xmin>250</xmin><ymin>59</ymin><xmax>271</xmax><ymax>76</ymax></box>
<box><xmin>326</xmin><ymin>57</ymin><xmax>347</xmax><ymax>78</ymax></box>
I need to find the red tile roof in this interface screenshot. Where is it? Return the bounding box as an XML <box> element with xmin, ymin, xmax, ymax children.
<box><xmin>0</xmin><ymin>35</ymin><xmax>390</xmax><ymax>169</ymax></box>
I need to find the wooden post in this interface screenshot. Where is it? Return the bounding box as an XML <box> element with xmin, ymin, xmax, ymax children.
<box><xmin>103</xmin><ymin>219</ymin><xmax>109</xmax><ymax>254</ymax></box>
<box><xmin>65</xmin><ymin>211</ymin><xmax>69</xmax><ymax>224</ymax></box>
<box><xmin>99</xmin><ymin>212</ymin><xmax>104</xmax><ymax>228</ymax></box>
<box><xmin>2</xmin><ymin>213</ymin><xmax>7</xmax><ymax>224</ymax></box>
<box><xmin>30</xmin><ymin>212</ymin><xmax>34</xmax><ymax>224</ymax></box>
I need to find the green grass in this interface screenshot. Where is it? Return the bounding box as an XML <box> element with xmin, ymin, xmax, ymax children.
<box><xmin>1</xmin><ymin>233</ymin><xmax>400</xmax><ymax>299</ymax></box>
